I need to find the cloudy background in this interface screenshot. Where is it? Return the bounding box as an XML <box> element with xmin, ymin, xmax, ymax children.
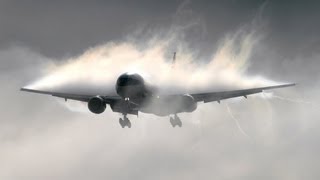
<box><xmin>0</xmin><ymin>0</ymin><xmax>320</xmax><ymax>179</ymax></box>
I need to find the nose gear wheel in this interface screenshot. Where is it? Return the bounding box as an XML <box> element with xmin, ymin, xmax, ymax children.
<box><xmin>119</xmin><ymin>114</ymin><xmax>131</xmax><ymax>128</ymax></box>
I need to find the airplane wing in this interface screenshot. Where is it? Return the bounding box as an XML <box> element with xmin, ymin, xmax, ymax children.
<box><xmin>191</xmin><ymin>83</ymin><xmax>295</xmax><ymax>103</ymax></box>
<box><xmin>20</xmin><ymin>88</ymin><xmax>121</xmax><ymax>104</ymax></box>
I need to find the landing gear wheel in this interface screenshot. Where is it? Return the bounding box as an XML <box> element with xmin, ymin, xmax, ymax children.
<box><xmin>175</xmin><ymin>115</ymin><xmax>182</xmax><ymax>127</ymax></box>
<box><xmin>125</xmin><ymin>118</ymin><xmax>132</xmax><ymax>128</ymax></box>
<box><xmin>119</xmin><ymin>118</ymin><xmax>125</xmax><ymax>128</ymax></box>
<box><xmin>170</xmin><ymin>117</ymin><xmax>176</xmax><ymax>127</ymax></box>
<box><xmin>170</xmin><ymin>115</ymin><xmax>182</xmax><ymax>128</ymax></box>
<box><xmin>177</xmin><ymin>120</ymin><xmax>182</xmax><ymax>127</ymax></box>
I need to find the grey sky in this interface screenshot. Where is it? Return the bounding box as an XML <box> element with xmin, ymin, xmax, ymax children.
<box><xmin>1</xmin><ymin>0</ymin><xmax>319</xmax><ymax>57</ymax></box>
<box><xmin>0</xmin><ymin>0</ymin><xmax>320</xmax><ymax>179</ymax></box>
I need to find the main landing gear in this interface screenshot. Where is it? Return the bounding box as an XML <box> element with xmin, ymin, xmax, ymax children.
<box><xmin>119</xmin><ymin>114</ymin><xmax>182</xmax><ymax>128</ymax></box>
<box><xmin>119</xmin><ymin>114</ymin><xmax>131</xmax><ymax>128</ymax></box>
<box><xmin>170</xmin><ymin>114</ymin><xmax>182</xmax><ymax>127</ymax></box>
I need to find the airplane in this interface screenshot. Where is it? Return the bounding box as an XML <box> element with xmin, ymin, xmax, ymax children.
<box><xmin>21</xmin><ymin>54</ymin><xmax>295</xmax><ymax>128</ymax></box>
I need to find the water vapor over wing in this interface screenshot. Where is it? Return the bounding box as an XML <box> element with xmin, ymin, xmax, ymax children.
<box><xmin>25</xmin><ymin>27</ymin><xmax>278</xmax><ymax>97</ymax></box>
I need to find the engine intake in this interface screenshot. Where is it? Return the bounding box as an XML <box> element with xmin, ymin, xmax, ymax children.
<box><xmin>88</xmin><ymin>96</ymin><xmax>106</xmax><ymax>114</ymax></box>
<box><xmin>181</xmin><ymin>94</ymin><xmax>197</xmax><ymax>112</ymax></box>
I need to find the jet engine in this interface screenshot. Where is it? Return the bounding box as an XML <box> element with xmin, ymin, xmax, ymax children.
<box><xmin>88</xmin><ymin>96</ymin><xmax>106</xmax><ymax>114</ymax></box>
<box><xmin>181</xmin><ymin>94</ymin><xmax>197</xmax><ymax>112</ymax></box>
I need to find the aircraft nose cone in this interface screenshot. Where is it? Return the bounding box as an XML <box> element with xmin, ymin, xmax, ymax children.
<box><xmin>115</xmin><ymin>73</ymin><xmax>145</xmax><ymax>98</ymax></box>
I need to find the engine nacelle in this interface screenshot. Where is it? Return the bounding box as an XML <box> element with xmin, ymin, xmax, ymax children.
<box><xmin>88</xmin><ymin>96</ymin><xmax>106</xmax><ymax>114</ymax></box>
<box><xmin>181</xmin><ymin>94</ymin><xmax>197</xmax><ymax>112</ymax></box>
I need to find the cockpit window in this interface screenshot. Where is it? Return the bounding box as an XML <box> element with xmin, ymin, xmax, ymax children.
<box><xmin>117</xmin><ymin>76</ymin><xmax>141</xmax><ymax>86</ymax></box>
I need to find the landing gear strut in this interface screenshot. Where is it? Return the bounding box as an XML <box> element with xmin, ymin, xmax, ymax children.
<box><xmin>119</xmin><ymin>114</ymin><xmax>131</xmax><ymax>128</ymax></box>
<box><xmin>170</xmin><ymin>114</ymin><xmax>182</xmax><ymax>127</ymax></box>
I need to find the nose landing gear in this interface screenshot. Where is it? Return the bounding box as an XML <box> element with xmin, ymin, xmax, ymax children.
<box><xmin>170</xmin><ymin>114</ymin><xmax>182</xmax><ymax>127</ymax></box>
<box><xmin>119</xmin><ymin>114</ymin><xmax>131</xmax><ymax>128</ymax></box>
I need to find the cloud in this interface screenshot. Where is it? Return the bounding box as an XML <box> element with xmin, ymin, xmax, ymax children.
<box><xmin>25</xmin><ymin>25</ymin><xmax>278</xmax><ymax>99</ymax></box>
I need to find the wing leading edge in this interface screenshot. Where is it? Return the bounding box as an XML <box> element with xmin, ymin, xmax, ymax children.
<box><xmin>21</xmin><ymin>83</ymin><xmax>295</xmax><ymax>104</ymax></box>
<box><xmin>20</xmin><ymin>88</ymin><xmax>121</xmax><ymax>103</ymax></box>
<box><xmin>191</xmin><ymin>83</ymin><xmax>295</xmax><ymax>103</ymax></box>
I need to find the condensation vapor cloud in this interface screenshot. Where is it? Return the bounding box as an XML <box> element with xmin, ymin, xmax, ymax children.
<box><xmin>23</xmin><ymin>1</ymin><xmax>281</xmax><ymax>105</ymax></box>
<box><xmin>25</xmin><ymin>27</ymin><xmax>279</xmax><ymax>100</ymax></box>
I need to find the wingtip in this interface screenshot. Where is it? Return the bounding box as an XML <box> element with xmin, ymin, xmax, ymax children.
<box><xmin>281</xmin><ymin>83</ymin><xmax>296</xmax><ymax>88</ymax></box>
<box><xmin>20</xmin><ymin>87</ymin><xmax>38</xmax><ymax>93</ymax></box>
<box><xmin>20</xmin><ymin>87</ymin><xmax>30</xmax><ymax>92</ymax></box>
